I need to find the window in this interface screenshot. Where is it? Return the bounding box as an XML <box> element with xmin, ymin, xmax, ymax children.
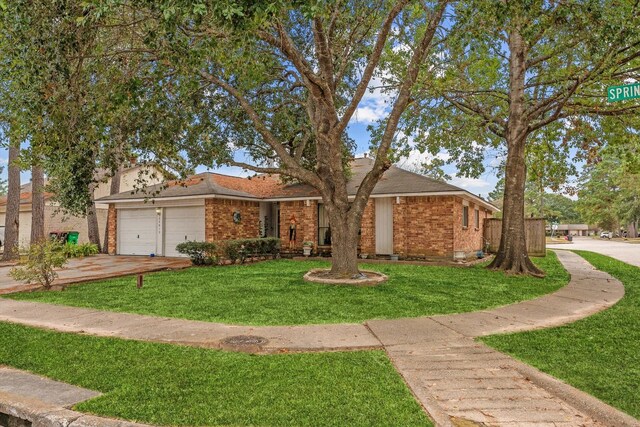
<box><xmin>462</xmin><ymin>206</ymin><xmax>469</xmax><ymax>228</ymax></box>
<box><xmin>317</xmin><ymin>204</ymin><xmax>331</xmax><ymax>245</ymax></box>
<box><xmin>475</xmin><ymin>209</ymin><xmax>480</xmax><ymax>229</ymax></box>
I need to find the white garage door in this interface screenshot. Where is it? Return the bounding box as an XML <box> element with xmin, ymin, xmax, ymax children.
<box><xmin>118</xmin><ymin>209</ymin><xmax>158</xmax><ymax>255</ymax></box>
<box><xmin>164</xmin><ymin>206</ymin><xmax>205</xmax><ymax>257</ymax></box>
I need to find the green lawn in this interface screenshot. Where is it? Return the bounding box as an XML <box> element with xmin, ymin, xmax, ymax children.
<box><xmin>7</xmin><ymin>254</ymin><xmax>567</xmax><ymax>325</ymax></box>
<box><xmin>482</xmin><ymin>252</ymin><xmax>640</xmax><ymax>419</ymax></box>
<box><xmin>0</xmin><ymin>322</ymin><xmax>431</xmax><ymax>426</ymax></box>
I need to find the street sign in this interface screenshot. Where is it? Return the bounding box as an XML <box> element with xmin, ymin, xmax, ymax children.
<box><xmin>607</xmin><ymin>82</ymin><xmax>640</xmax><ymax>102</ymax></box>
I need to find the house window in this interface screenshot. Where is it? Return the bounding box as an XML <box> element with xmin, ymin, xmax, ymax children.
<box><xmin>318</xmin><ymin>204</ymin><xmax>331</xmax><ymax>245</ymax></box>
<box><xmin>462</xmin><ymin>206</ymin><xmax>469</xmax><ymax>228</ymax></box>
<box><xmin>475</xmin><ymin>209</ymin><xmax>480</xmax><ymax>229</ymax></box>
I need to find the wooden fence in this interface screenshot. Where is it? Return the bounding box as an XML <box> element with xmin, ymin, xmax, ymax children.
<box><xmin>483</xmin><ymin>218</ymin><xmax>546</xmax><ymax>257</ymax></box>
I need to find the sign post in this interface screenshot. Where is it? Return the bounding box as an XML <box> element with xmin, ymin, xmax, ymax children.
<box><xmin>607</xmin><ymin>82</ymin><xmax>640</xmax><ymax>102</ymax></box>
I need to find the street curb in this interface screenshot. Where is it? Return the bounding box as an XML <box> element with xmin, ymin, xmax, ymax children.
<box><xmin>506</xmin><ymin>355</ymin><xmax>640</xmax><ymax>427</ymax></box>
<box><xmin>0</xmin><ymin>391</ymin><xmax>153</xmax><ymax>427</ymax></box>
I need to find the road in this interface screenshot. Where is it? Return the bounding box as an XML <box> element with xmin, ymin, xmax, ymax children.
<box><xmin>548</xmin><ymin>236</ymin><xmax>640</xmax><ymax>267</ymax></box>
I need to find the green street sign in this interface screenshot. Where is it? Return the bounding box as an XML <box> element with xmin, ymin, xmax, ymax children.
<box><xmin>607</xmin><ymin>82</ymin><xmax>640</xmax><ymax>102</ymax></box>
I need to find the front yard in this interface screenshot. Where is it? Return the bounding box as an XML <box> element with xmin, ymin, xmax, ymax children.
<box><xmin>6</xmin><ymin>253</ymin><xmax>567</xmax><ymax>325</ymax></box>
<box><xmin>483</xmin><ymin>252</ymin><xmax>640</xmax><ymax>419</ymax></box>
<box><xmin>0</xmin><ymin>322</ymin><xmax>430</xmax><ymax>426</ymax></box>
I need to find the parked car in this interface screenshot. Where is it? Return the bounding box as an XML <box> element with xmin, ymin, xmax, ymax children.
<box><xmin>600</xmin><ymin>231</ymin><xmax>612</xmax><ymax>239</ymax></box>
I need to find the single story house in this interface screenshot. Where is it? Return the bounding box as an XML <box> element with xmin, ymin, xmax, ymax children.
<box><xmin>98</xmin><ymin>158</ymin><xmax>497</xmax><ymax>259</ymax></box>
<box><xmin>0</xmin><ymin>165</ymin><xmax>162</xmax><ymax>247</ymax></box>
<box><xmin>97</xmin><ymin>158</ymin><xmax>497</xmax><ymax>257</ymax></box>
<box><xmin>546</xmin><ymin>223</ymin><xmax>598</xmax><ymax>237</ymax></box>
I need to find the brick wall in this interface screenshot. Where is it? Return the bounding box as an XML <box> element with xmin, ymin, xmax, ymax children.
<box><xmin>107</xmin><ymin>204</ymin><xmax>117</xmax><ymax>255</ymax></box>
<box><xmin>279</xmin><ymin>200</ymin><xmax>317</xmax><ymax>249</ymax></box>
<box><xmin>452</xmin><ymin>198</ymin><xmax>492</xmax><ymax>256</ymax></box>
<box><xmin>360</xmin><ymin>200</ymin><xmax>375</xmax><ymax>254</ymax></box>
<box><xmin>393</xmin><ymin>196</ymin><xmax>456</xmax><ymax>257</ymax></box>
<box><xmin>205</xmin><ymin>198</ymin><xmax>260</xmax><ymax>241</ymax></box>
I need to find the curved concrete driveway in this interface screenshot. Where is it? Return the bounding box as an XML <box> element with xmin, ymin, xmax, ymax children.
<box><xmin>548</xmin><ymin>236</ymin><xmax>640</xmax><ymax>267</ymax></box>
<box><xmin>0</xmin><ymin>250</ymin><xmax>635</xmax><ymax>426</ymax></box>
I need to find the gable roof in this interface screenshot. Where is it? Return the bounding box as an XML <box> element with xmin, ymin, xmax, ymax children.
<box><xmin>96</xmin><ymin>158</ymin><xmax>497</xmax><ymax>211</ymax></box>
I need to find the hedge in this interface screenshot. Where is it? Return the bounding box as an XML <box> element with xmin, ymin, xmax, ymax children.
<box><xmin>176</xmin><ymin>238</ymin><xmax>281</xmax><ymax>266</ymax></box>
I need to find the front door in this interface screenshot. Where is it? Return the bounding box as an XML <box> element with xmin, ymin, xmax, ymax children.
<box><xmin>375</xmin><ymin>198</ymin><xmax>393</xmax><ymax>254</ymax></box>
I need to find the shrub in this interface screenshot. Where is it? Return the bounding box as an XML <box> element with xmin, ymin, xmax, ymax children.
<box><xmin>221</xmin><ymin>240</ymin><xmax>243</xmax><ymax>264</ymax></box>
<box><xmin>62</xmin><ymin>243</ymin><xmax>99</xmax><ymax>258</ymax></box>
<box><xmin>10</xmin><ymin>240</ymin><xmax>67</xmax><ymax>290</ymax></box>
<box><xmin>221</xmin><ymin>238</ymin><xmax>280</xmax><ymax>263</ymax></box>
<box><xmin>176</xmin><ymin>241</ymin><xmax>218</xmax><ymax>266</ymax></box>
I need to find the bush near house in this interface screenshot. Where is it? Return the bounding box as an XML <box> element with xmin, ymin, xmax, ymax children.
<box><xmin>221</xmin><ymin>238</ymin><xmax>281</xmax><ymax>264</ymax></box>
<box><xmin>178</xmin><ymin>238</ymin><xmax>281</xmax><ymax>266</ymax></box>
<box><xmin>176</xmin><ymin>241</ymin><xmax>218</xmax><ymax>266</ymax></box>
<box><xmin>62</xmin><ymin>243</ymin><xmax>100</xmax><ymax>258</ymax></box>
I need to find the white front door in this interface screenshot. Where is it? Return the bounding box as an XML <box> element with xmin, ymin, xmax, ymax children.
<box><xmin>118</xmin><ymin>209</ymin><xmax>157</xmax><ymax>255</ymax></box>
<box><xmin>375</xmin><ymin>198</ymin><xmax>394</xmax><ymax>254</ymax></box>
<box><xmin>163</xmin><ymin>206</ymin><xmax>205</xmax><ymax>257</ymax></box>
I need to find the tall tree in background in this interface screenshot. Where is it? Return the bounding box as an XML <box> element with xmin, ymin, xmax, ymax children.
<box><xmin>30</xmin><ymin>162</ymin><xmax>45</xmax><ymax>243</ymax></box>
<box><xmin>577</xmin><ymin>116</ymin><xmax>640</xmax><ymax>234</ymax></box>
<box><xmin>3</xmin><ymin>142</ymin><xmax>20</xmax><ymax>260</ymax></box>
<box><xmin>414</xmin><ymin>0</ymin><xmax>640</xmax><ymax>276</ymax></box>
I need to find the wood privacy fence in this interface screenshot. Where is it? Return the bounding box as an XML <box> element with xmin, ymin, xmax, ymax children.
<box><xmin>483</xmin><ymin>218</ymin><xmax>546</xmax><ymax>257</ymax></box>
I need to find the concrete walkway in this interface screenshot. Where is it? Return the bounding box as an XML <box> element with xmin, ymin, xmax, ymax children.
<box><xmin>0</xmin><ymin>250</ymin><xmax>636</xmax><ymax>426</ymax></box>
<box><xmin>0</xmin><ymin>255</ymin><xmax>191</xmax><ymax>295</ymax></box>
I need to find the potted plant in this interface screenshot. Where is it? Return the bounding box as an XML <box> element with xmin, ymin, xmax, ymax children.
<box><xmin>360</xmin><ymin>253</ymin><xmax>369</xmax><ymax>259</ymax></box>
<box><xmin>302</xmin><ymin>241</ymin><xmax>314</xmax><ymax>257</ymax></box>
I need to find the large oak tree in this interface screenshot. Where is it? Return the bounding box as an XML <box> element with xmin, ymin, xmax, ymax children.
<box><xmin>413</xmin><ymin>0</ymin><xmax>640</xmax><ymax>276</ymax></box>
<box><xmin>80</xmin><ymin>0</ymin><xmax>451</xmax><ymax>278</ymax></box>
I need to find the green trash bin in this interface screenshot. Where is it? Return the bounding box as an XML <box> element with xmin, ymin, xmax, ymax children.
<box><xmin>67</xmin><ymin>231</ymin><xmax>79</xmax><ymax>245</ymax></box>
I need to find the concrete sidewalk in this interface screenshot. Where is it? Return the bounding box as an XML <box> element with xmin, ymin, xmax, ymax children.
<box><xmin>0</xmin><ymin>250</ymin><xmax>635</xmax><ymax>426</ymax></box>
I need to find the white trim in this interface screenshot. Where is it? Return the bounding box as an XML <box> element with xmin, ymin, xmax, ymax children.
<box><xmin>114</xmin><ymin>199</ymin><xmax>206</xmax><ymax>209</ymax></box>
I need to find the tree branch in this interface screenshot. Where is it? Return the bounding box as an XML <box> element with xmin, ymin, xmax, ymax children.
<box><xmin>333</xmin><ymin>0</ymin><xmax>411</xmax><ymax>136</ymax></box>
<box><xmin>198</xmin><ymin>70</ymin><xmax>320</xmax><ymax>186</ymax></box>
<box><xmin>353</xmin><ymin>0</ymin><xmax>450</xmax><ymax>214</ymax></box>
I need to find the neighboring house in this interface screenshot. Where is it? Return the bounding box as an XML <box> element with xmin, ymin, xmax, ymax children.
<box><xmin>546</xmin><ymin>224</ymin><xmax>598</xmax><ymax>237</ymax></box>
<box><xmin>0</xmin><ymin>166</ymin><xmax>163</xmax><ymax>247</ymax></box>
<box><xmin>98</xmin><ymin>158</ymin><xmax>497</xmax><ymax>259</ymax></box>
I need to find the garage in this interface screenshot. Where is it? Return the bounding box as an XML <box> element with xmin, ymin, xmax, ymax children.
<box><xmin>163</xmin><ymin>206</ymin><xmax>205</xmax><ymax>257</ymax></box>
<box><xmin>118</xmin><ymin>209</ymin><xmax>158</xmax><ymax>255</ymax></box>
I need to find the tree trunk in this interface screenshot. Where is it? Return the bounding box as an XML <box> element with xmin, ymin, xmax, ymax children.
<box><xmin>87</xmin><ymin>184</ymin><xmax>101</xmax><ymax>247</ymax></box>
<box><xmin>487</xmin><ymin>25</ymin><xmax>544</xmax><ymax>277</ymax></box>
<box><xmin>102</xmin><ymin>169</ymin><xmax>121</xmax><ymax>253</ymax></box>
<box><xmin>3</xmin><ymin>143</ymin><xmax>21</xmax><ymax>261</ymax></box>
<box><xmin>327</xmin><ymin>207</ymin><xmax>362</xmax><ymax>277</ymax></box>
<box><xmin>30</xmin><ymin>164</ymin><xmax>46</xmax><ymax>244</ymax></box>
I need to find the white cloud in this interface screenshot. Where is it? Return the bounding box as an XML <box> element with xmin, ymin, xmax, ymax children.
<box><xmin>350</xmin><ymin>75</ymin><xmax>395</xmax><ymax>125</ymax></box>
<box><xmin>449</xmin><ymin>174</ymin><xmax>493</xmax><ymax>192</ymax></box>
<box><xmin>396</xmin><ymin>148</ymin><xmax>450</xmax><ymax>171</ymax></box>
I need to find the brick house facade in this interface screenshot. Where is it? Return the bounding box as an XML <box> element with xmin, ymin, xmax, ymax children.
<box><xmin>102</xmin><ymin>158</ymin><xmax>496</xmax><ymax>259</ymax></box>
